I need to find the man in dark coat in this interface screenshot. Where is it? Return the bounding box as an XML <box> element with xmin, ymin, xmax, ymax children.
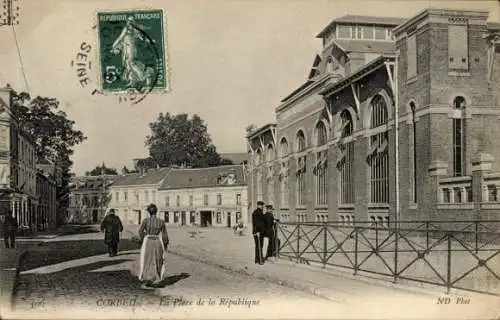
<box><xmin>252</xmin><ymin>201</ymin><xmax>265</xmax><ymax>265</ymax></box>
<box><xmin>1</xmin><ymin>212</ymin><xmax>18</xmax><ymax>249</ymax></box>
<box><xmin>100</xmin><ymin>209</ymin><xmax>123</xmax><ymax>257</ymax></box>
<box><xmin>263</xmin><ymin>204</ymin><xmax>278</xmax><ymax>262</ymax></box>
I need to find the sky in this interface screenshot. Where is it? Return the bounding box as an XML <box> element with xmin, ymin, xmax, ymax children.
<box><xmin>0</xmin><ymin>0</ymin><xmax>498</xmax><ymax>176</ymax></box>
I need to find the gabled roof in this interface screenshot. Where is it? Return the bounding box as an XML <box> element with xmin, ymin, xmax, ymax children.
<box><xmin>159</xmin><ymin>165</ymin><xmax>247</xmax><ymax>190</ymax></box>
<box><xmin>111</xmin><ymin>167</ymin><xmax>172</xmax><ymax>187</ymax></box>
<box><xmin>70</xmin><ymin>175</ymin><xmax>118</xmax><ymax>190</ymax></box>
<box><xmin>317</xmin><ymin>15</ymin><xmax>407</xmax><ymax>38</ymax></box>
<box><xmin>246</xmin><ymin>123</ymin><xmax>276</xmax><ymax>139</ymax></box>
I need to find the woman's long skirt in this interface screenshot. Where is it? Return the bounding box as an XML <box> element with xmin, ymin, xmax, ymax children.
<box><xmin>138</xmin><ymin>235</ymin><xmax>167</xmax><ymax>282</ymax></box>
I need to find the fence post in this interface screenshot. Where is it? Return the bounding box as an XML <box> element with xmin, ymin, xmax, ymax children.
<box><xmin>296</xmin><ymin>223</ymin><xmax>301</xmax><ymax>263</ymax></box>
<box><xmin>354</xmin><ymin>227</ymin><xmax>359</xmax><ymax>276</ymax></box>
<box><xmin>426</xmin><ymin>221</ymin><xmax>429</xmax><ymax>251</ymax></box>
<box><xmin>375</xmin><ymin>221</ymin><xmax>379</xmax><ymax>249</ymax></box>
<box><xmin>474</xmin><ymin>220</ymin><xmax>479</xmax><ymax>254</ymax></box>
<box><xmin>446</xmin><ymin>233</ymin><xmax>452</xmax><ymax>294</ymax></box>
<box><xmin>322</xmin><ymin>222</ymin><xmax>327</xmax><ymax>269</ymax></box>
<box><xmin>394</xmin><ymin>226</ymin><xmax>399</xmax><ymax>283</ymax></box>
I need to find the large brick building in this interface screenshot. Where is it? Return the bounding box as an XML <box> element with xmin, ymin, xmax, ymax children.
<box><xmin>246</xmin><ymin>8</ymin><xmax>500</xmax><ymax>225</ymax></box>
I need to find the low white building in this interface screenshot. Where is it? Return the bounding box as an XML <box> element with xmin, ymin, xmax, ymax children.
<box><xmin>107</xmin><ymin>167</ymin><xmax>171</xmax><ymax>225</ymax></box>
<box><xmin>158</xmin><ymin>165</ymin><xmax>248</xmax><ymax>228</ymax></box>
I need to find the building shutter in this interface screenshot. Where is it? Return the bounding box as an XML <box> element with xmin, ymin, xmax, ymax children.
<box><xmin>448</xmin><ymin>24</ymin><xmax>468</xmax><ymax>70</ymax></box>
<box><xmin>406</xmin><ymin>34</ymin><xmax>417</xmax><ymax>79</ymax></box>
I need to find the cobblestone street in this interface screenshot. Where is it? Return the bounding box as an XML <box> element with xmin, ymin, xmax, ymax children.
<box><xmin>9</xmin><ymin>235</ymin><xmax>342</xmax><ymax>319</ymax></box>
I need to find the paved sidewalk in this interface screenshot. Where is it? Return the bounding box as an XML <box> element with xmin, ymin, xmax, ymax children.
<box><xmin>123</xmin><ymin>225</ymin><xmax>499</xmax><ymax>319</ymax></box>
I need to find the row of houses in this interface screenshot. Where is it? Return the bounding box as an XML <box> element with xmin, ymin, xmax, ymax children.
<box><xmin>247</xmin><ymin>8</ymin><xmax>500</xmax><ymax>225</ymax></box>
<box><xmin>0</xmin><ymin>87</ymin><xmax>61</xmax><ymax>233</ymax></box>
<box><xmin>69</xmin><ymin>164</ymin><xmax>249</xmax><ymax>227</ymax></box>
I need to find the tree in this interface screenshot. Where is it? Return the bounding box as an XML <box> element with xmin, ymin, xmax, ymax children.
<box><xmin>10</xmin><ymin>88</ymin><xmax>86</xmax><ymax>226</ymax></box>
<box><xmin>85</xmin><ymin>164</ymin><xmax>118</xmax><ymax>176</ymax></box>
<box><xmin>121</xmin><ymin>166</ymin><xmax>132</xmax><ymax>174</ymax></box>
<box><xmin>145</xmin><ymin>112</ymin><xmax>226</xmax><ymax>168</ymax></box>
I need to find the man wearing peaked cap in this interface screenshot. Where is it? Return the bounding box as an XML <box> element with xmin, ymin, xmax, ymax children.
<box><xmin>263</xmin><ymin>204</ymin><xmax>277</xmax><ymax>262</ymax></box>
<box><xmin>252</xmin><ymin>201</ymin><xmax>266</xmax><ymax>264</ymax></box>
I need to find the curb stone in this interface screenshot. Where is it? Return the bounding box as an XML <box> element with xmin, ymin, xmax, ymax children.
<box><xmin>168</xmin><ymin>249</ymin><xmax>345</xmax><ymax>304</ymax></box>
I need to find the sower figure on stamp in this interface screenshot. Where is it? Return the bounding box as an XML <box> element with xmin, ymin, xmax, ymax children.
<box><xmin>252</xmin><ymin>201</ymin><xmax>265</xmax><ymax>265</ymax></box>
<box><xmin>100</xmin><ymin>208</ymin><xmax>123</xmax><ymax>257</ymax></box>
<box><xmin>111</xmin><ymin>16</ymin><xmax>155</xmax><ymax>89</ymax></box>
<box><xmin>263</xmin><ymin>204</ymin><xmax>277</xmax><ymax>262</ymax></box>
<box><xmin>138</xmin><ymin>203</ymin><xmax>169</xmax><ymax>288</ymax></box>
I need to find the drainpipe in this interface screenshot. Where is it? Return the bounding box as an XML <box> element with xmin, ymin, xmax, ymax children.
<box><xmin>395</xmin><ymin>52</ymin><xmax>400</xmax><ymax>229</ymax></box>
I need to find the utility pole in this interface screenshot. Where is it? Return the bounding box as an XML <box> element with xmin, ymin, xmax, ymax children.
<box><xmin>101</xmin><ymin>163</ymin><xmax>105</xmax><ymax>223</ymax></box>
<box><xmin>0</xmin><ymin>0</ymin><xmax>20</xmax><ymax>27</ymax></box>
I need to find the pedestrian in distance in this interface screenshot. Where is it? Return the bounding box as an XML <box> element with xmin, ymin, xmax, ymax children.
<box><xmin>1</xmin><ymin>211</ymin><xmax>18</xmax><ymax>249</ymax></box>
<box><xmin>137</xmin><ymin>203</ymin><xmax>169</xmax><ymax>288</ymax></box>
<box><xmin>252</xmin><ymin>201</ymin><xmax>266</xmax><ymax>265</ymax></box>
<box><xmin>263</xmin><ymin>204</ymin><xmax>277</xmax><ymax>262</ymax></box>
<box><xmin>100</xmin><ymin>208</ymin><xmax>123</xmax><ymax>257</ymax></box>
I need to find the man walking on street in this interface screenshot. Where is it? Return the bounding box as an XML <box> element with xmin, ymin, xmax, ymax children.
<box><xmin>252</xmin><ymin>201</ymin><xmax>265</xmax><ymax>265</ymax></box>
<box><xmin>263</xmin><ymin>204</ymin><xmax>277</xmax><ymax>262</ymax></box>
<box><xmin>1</xmin><ymin>212</ymin><xmax>18</xmax><ymax>249</ymax></box>
<box><xmin>100</xmin><ymin>208</ymin><xmax>123</xmax><ymax>257</ymax></box>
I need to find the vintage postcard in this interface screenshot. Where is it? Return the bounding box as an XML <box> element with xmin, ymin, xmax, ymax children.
<box><xmin>0</xmin><ymin>0</ymin><xmax>499</xmax><ymax>319</ymax></box>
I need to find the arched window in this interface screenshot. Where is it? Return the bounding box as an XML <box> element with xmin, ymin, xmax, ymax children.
<box><xmin>296</xmin><ymin>130</ymin><xmax>307</xmax><ymax>206</ymax></box>
<box><xmin>338</xmin><ymin>109</ymin><xmax>355</xmax><ymax>204</ymax></box>
<box><xmin>279</xmin><ymin>138</ymin><xmax>289</xmax><ymax>208</ymax></box>
<box><xmin>409</xmin><ymin>102</ymin><xmax>417</xmax><ymax>203</ymax></box>
<box><xmin>453</xmin><ymin>96</ymin><xmax>466</xmax><ymax>177</ymax></box>
<box><xmin>316</xmin><ymin>122</ymin><xmax>328</xmax><ymax>146</ymax></box>
<box><xmin>296</xmin><ymin>130</ymin><xmax>306</xmax><ymax>152</ymax></box>
<box><xmin>326</xmin><ymin>57</ymin><xmax>334</xmax><ymax>73</ymax></box>
<box><xmin>279</xmin><ymin>138</ymin><xmax>288</xmax><ymax>158</ymax></box>
<box><xmin>266</xmin><ymin>145</ymin><xmax>275</xmax><ymax>206</ymax></box>
<box><xmin>368</xmin><ymin>95</ymin><xmax>389</xmax><ymax>204</ymax></box>
<box><xmin>315</xmin><ymin>122</ymin><xmax>328</xmax><ymax>206</ymax></box>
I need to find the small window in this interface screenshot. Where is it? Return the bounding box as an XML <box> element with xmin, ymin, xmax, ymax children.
<box><xmin>488</xmin><ymin>185</ymin><xmax>498</xmax><ymax>202</ymax></box>
<box><xmin>217</xmin><ymin>194</ymin><xmax>222</xmax><ymax>205</ymax></box>
<box><xmin>363</xmin><ymin>26</ymin><xmax>374</xmax><ymax>40</ymax></box>
<box><xmin>374</xmin><ymin>26</ymin><xmax>386</xmax><ymax>40</ymax></box>
<box><xmin>337</xmin><ymin>25</ymin><xmax>351</xmax><ymax>39</ymax></box>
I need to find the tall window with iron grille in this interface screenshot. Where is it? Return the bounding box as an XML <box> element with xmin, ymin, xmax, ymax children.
<box><xmin>295</xmin><ymin>130</ymin><xmax>307</xmax><ymax>207</ymax></box>
<box><xmin>368</xmin><ymin>95</ymin><xmax>389</xmax><ymax>204</ymax></box>
<box><xmin>314</xmin><ymin>122</ymin><xmax>328</xmax><ymax>206</ymax></box>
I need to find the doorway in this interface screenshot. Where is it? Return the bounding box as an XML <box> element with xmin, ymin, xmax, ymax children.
<box><xmin>92</xmin><ymin>210</ymin><xmax>98</xmax><ymax>223</ymax></box>
<box><xmin>135</xmin><ymin>210</ymin><xmax>142</xmax><ymax>224</ymax></box>
<box><xmin>181</xmin><ymin>211</ymin><xmax>186</xmax><ymax>226</ymax></box>
<box><xmin>200</xmin><ymin>211</ymin><xmax>212</xmax><ymax>227</ymax></box>
<box><xmin>227</xmin><ymin>212</ymin><xmax>231</xmax><ymax>228</ymax></box>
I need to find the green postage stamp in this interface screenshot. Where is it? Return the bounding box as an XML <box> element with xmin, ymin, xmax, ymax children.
<box><xmin>96</xmin><ymin>9</ymin><xmax>168</xmax><ymax>95</ymax></box>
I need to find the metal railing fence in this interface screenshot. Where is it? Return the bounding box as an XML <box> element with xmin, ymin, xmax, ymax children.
<box><xmin>275</xmin><ymin>220</ymin><xmax>500</xmax><ymax>296</ymax></box>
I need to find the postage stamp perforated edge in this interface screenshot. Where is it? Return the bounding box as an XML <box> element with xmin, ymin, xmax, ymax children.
<box><xmin>92</xmin><ymin>6</ymin><xmax>171</xmax><ymax>96</ymax></box>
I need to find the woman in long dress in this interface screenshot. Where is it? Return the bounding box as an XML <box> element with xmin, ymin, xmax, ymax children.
<box><xmin>137</xmin><ymin>203</ymin><xmax>169</xmax><ymax>287</ymax></box>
